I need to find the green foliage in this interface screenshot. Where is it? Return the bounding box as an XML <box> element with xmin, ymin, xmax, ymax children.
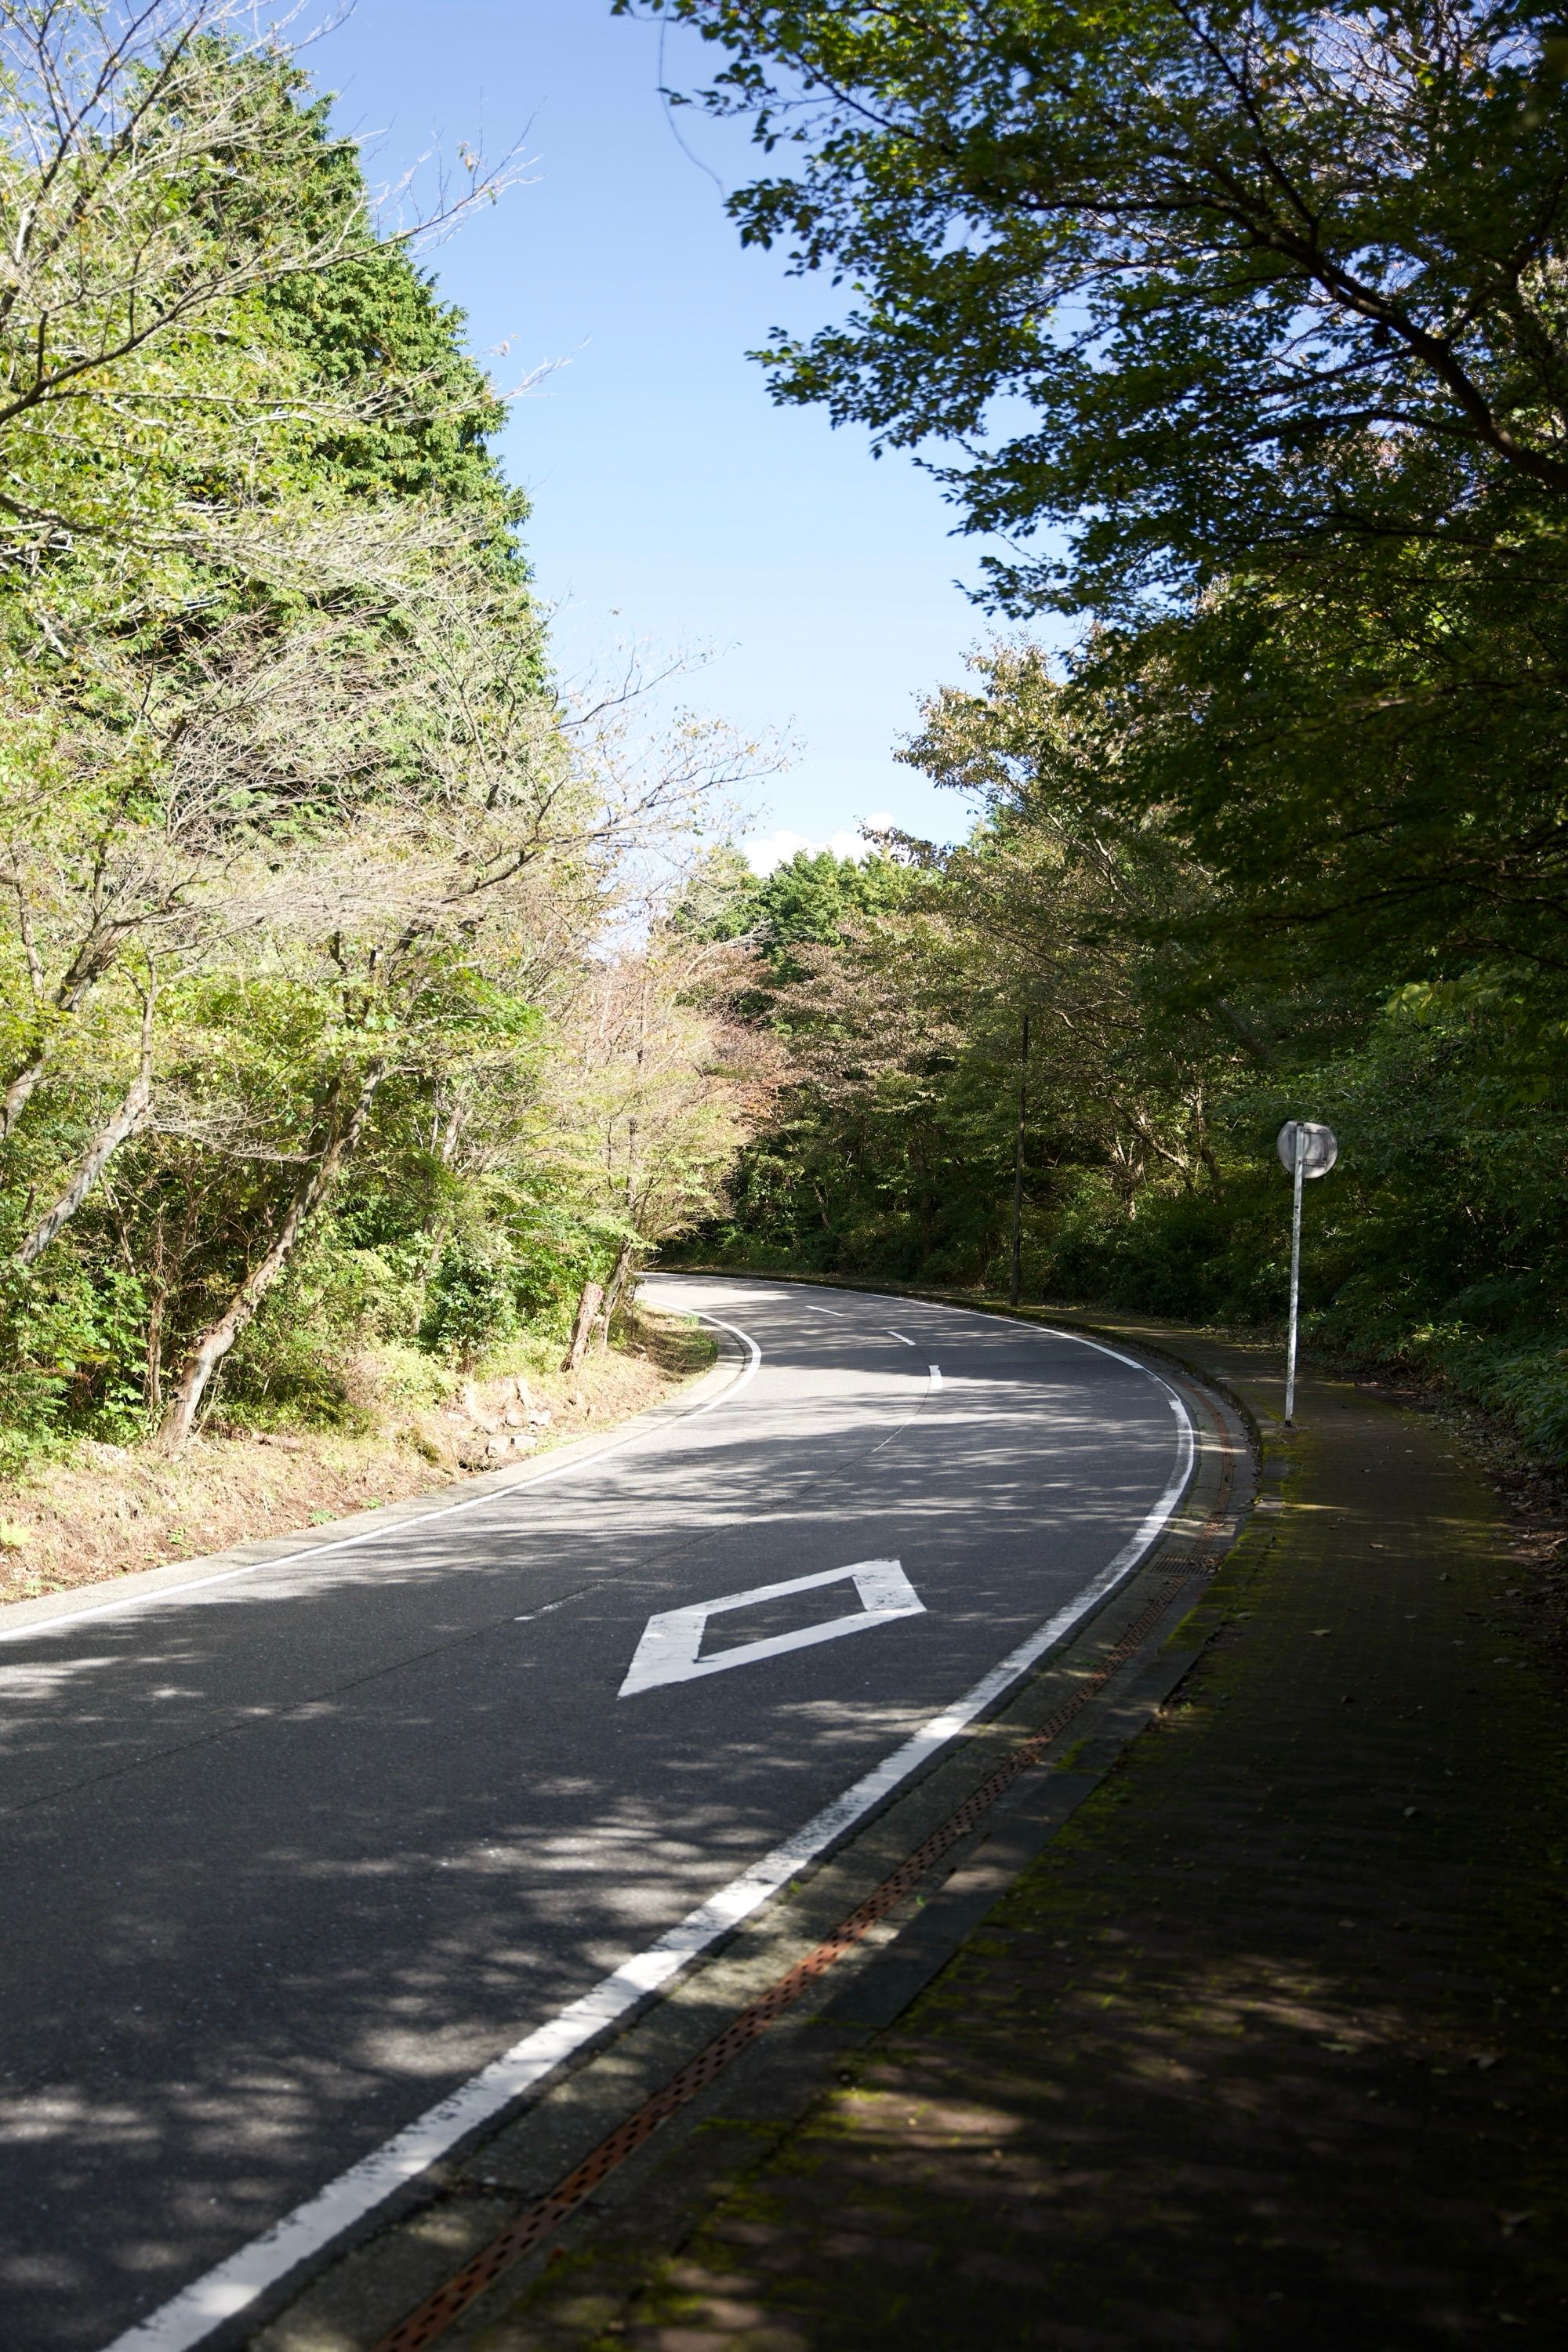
<box><xmin>0</xmin><ymin>9</ymin><xmax>758</xmax><ymax>1469</ymax></box>
<box><xmin>0</xmin><ymin>1261</ymin><xmax>148</xmax><ymax>1472</ymax></box>
<box><xmin>419</xmin><ymin>1232</ymin><xmax>521</xmax><ymax>1364</ymax></box>
<box><xmin>633</xmin><ymin>4</ymin><xmax>1568</xmax><ymax>614</ymax></box>
<box><xmin>686</xmin><ymin>647</ymin><xmax>1568</xmax><ymax>1465</ymax></box>
<box><xmin>256</xmin><ymin>74</ymin><xmax>532</xmax><ymax>565</ymax></box>
<box><xmin>633</xmin><ymin>4</ymin><xmax>1568</xmax><ymax>1467</ymax></box>
<box><xmin>679</xmin><ymin>844</ymin><xmax>927</xmax><ymax>984</ymax></box>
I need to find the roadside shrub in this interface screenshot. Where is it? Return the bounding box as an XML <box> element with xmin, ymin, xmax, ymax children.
<box><xmin>0</xmin><ymin>1261</ymin><xmax>149</xmax><ymax>1471</ymax></box>
<box><xmin>419</xmin><ymin>1232</ymin><xmax>521</xmax><ymax>1365</ymax></box>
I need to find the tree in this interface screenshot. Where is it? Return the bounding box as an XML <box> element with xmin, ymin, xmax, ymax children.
<box><xmin>0</xmin><ymin>7</ymin><xmax>775</xmax><ymax>1477</ymax></box>
<box><xmin>560</xmin><ymin>920</ymin><xmax>780</xmax><ymax>1289</ymax></box>
<box><xmin>630</xmin><ymin>4</ymin><xmax>1568</xmax><ymax>1048</ymax></box>
<box><xmin>147</xmin><ymin>573</ymin><xmax>763</xmax><ymax>1445</ymax></box>
<box><xmin>676</xmin><ymin>840</ymin><xmax>932</xmax><ymax>1003</ymax></box>
<box><xmin>0</xmin><ymin>1</ymin><xmax>517</xmax><ymax>608</ymax></box>
<box><xmin>627</xmin><ymin>2</ymin><xmax>1568</xmax><ymax>612</ymax></box>
<box><xmin>1069</xmin><ymin>562</ymin><xmax>1568</xmax><ymax>1006</ymax></box>
<box><xmin>622</xmin><ymin>5</ymin><xmax>1568</xmax><ymax>1461</ymax></box>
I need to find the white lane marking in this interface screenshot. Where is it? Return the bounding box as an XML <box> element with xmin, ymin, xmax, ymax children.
<box><xmin>100</xmin><ymin>1387</ymin><xmax>1194</xmax><ymax>2352</ymax></box>
<box><xmin>0</xmin><ymin>1316</ymin><xmax>763</xmax><ymax>1655</ymax></box>
<box><xmin>661</xmin><ymin>1314</ymin><xmax>763</xmax><ymax>1419</ymax></box>
<box><xmin>928</xmin><ymin>1363</ymin><xmax>942</xmax><ymax>1388</ymax></box>
<box><xmin>619</xmin><ymin>1559</ymin><xmax>924</xmax><ymax>1697</ymax></box>
<box><xmin>514</xmin><ymin>1588</ymin><xmax>591</xmax><ymax>1624</ymax></box>
<box><xmin>888</xmin><ymin>1330</ymin><xmax>916</xmax><ymax>1345</ymax></box>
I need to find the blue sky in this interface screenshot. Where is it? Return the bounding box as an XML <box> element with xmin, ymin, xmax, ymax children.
<box><xmin>314</xmin><ymin>0</ymin><xmax>1033</xmax><ymax>866</ymax></box>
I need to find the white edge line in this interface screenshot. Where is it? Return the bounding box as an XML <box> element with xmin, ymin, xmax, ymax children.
<box><xmin>101</xmin><ymin>1340</ymin><xmax>1195</xmax><ymax>2352</ymax></box>
<box><xmin>2</xmin><ymin>1316</ymin><xmax>763</xmax><ymax>1655</ymax></box>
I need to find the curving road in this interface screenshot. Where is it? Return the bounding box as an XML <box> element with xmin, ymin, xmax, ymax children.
<box><xmin>0</xmin><ymin>1277</ymin><xmax>1195</xmax><ymax>2352</ymax></box>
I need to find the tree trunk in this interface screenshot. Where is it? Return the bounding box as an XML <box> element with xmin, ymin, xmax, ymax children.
<box><xmin>14</xmin><ymin>991</ymin><xmax>156</xmax><ymax>1267</ymax></box>
<box><xmin>562</xmin><ymin>1279</ymin><xmax>604</xmax><ymax>1374</ymax></box>
<box><xmin>0</xmin><ymin>1052</ymin><xmax>48</xmax><ymax>1143</ymax></box>
<box><xmin>158</xmin><ymin>1063</ymin><xmax>383</xmax><ymax>1449</ymax></box>
<box><xmin>597</xmin><ymin>1240</ymin><xmax>637</xmax><ymax>1349</ymax></box>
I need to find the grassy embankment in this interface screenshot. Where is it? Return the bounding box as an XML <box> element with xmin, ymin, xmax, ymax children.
<box><xmin>0</xmin><ymin>1310</ymin><xmax>716</xmax><ymax>1605</ymax></box>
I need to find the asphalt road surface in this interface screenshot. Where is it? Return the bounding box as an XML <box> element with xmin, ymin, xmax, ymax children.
<box><xmin>0</xmin><ymin>1277</ymin><xmax>1194</xmax><ymax>2352</ymax></box>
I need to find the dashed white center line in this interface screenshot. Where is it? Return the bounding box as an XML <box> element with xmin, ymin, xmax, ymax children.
<box><xmin>928</xmin><ymin>1364</ymin><xmax>942</xmax><ymax>1389</ymax></box>
<box><xmin>514</xmin><ymin>1589</ymin><xmax>591</xmax><ymax>1624</ymax></box>
<box><xmin>888</xmin><ymin>1330</ymin><xmax>916</xmax><ymax>1345</ymax></box>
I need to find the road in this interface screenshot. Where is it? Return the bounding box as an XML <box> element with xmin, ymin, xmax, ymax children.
<box><xmin>0</xmin><ymin>1276</ymin><xmax>1194</xmax><ymax>2352</ymax></box>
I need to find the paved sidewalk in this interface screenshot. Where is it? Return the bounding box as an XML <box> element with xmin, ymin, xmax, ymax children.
<box><xmin>474</xmin><ymin>1324</ymin><xmax>1568</xmax><ymax>2350</ymax></box>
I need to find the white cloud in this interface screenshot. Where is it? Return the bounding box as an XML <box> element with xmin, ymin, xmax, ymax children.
<box><xmin>743</xmin><ymin>812</ymin><xmax>898</xmax><ymax>875</ymax></box>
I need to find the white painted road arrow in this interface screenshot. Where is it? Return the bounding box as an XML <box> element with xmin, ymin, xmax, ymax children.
<box><xmin>618</xmin><ymin>1558</ymin><xmax>925</xmax><ymax>1697</ymax></box>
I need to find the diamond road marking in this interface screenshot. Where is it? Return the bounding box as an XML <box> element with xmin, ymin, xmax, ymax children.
<box><xmin>618</xmin><ymin>1559</ymin><xmax>924</xmax><ymax>1698</ymax></box>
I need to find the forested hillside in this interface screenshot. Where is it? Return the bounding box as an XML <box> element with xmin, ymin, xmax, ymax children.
<box><xmin>647</xmin><ymin>0</ymin><xmax>1568</xmax><ymax>1463</ymax></box>
<box><xmin>0</xmin><ymin>0</ymin><xmax>765</xmax><ymax>1517</ymax></box>
<box><xmin>13</xmin><ymin>0</ymin><xmax>1568</xmax><ymax>1512</ymax></box>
